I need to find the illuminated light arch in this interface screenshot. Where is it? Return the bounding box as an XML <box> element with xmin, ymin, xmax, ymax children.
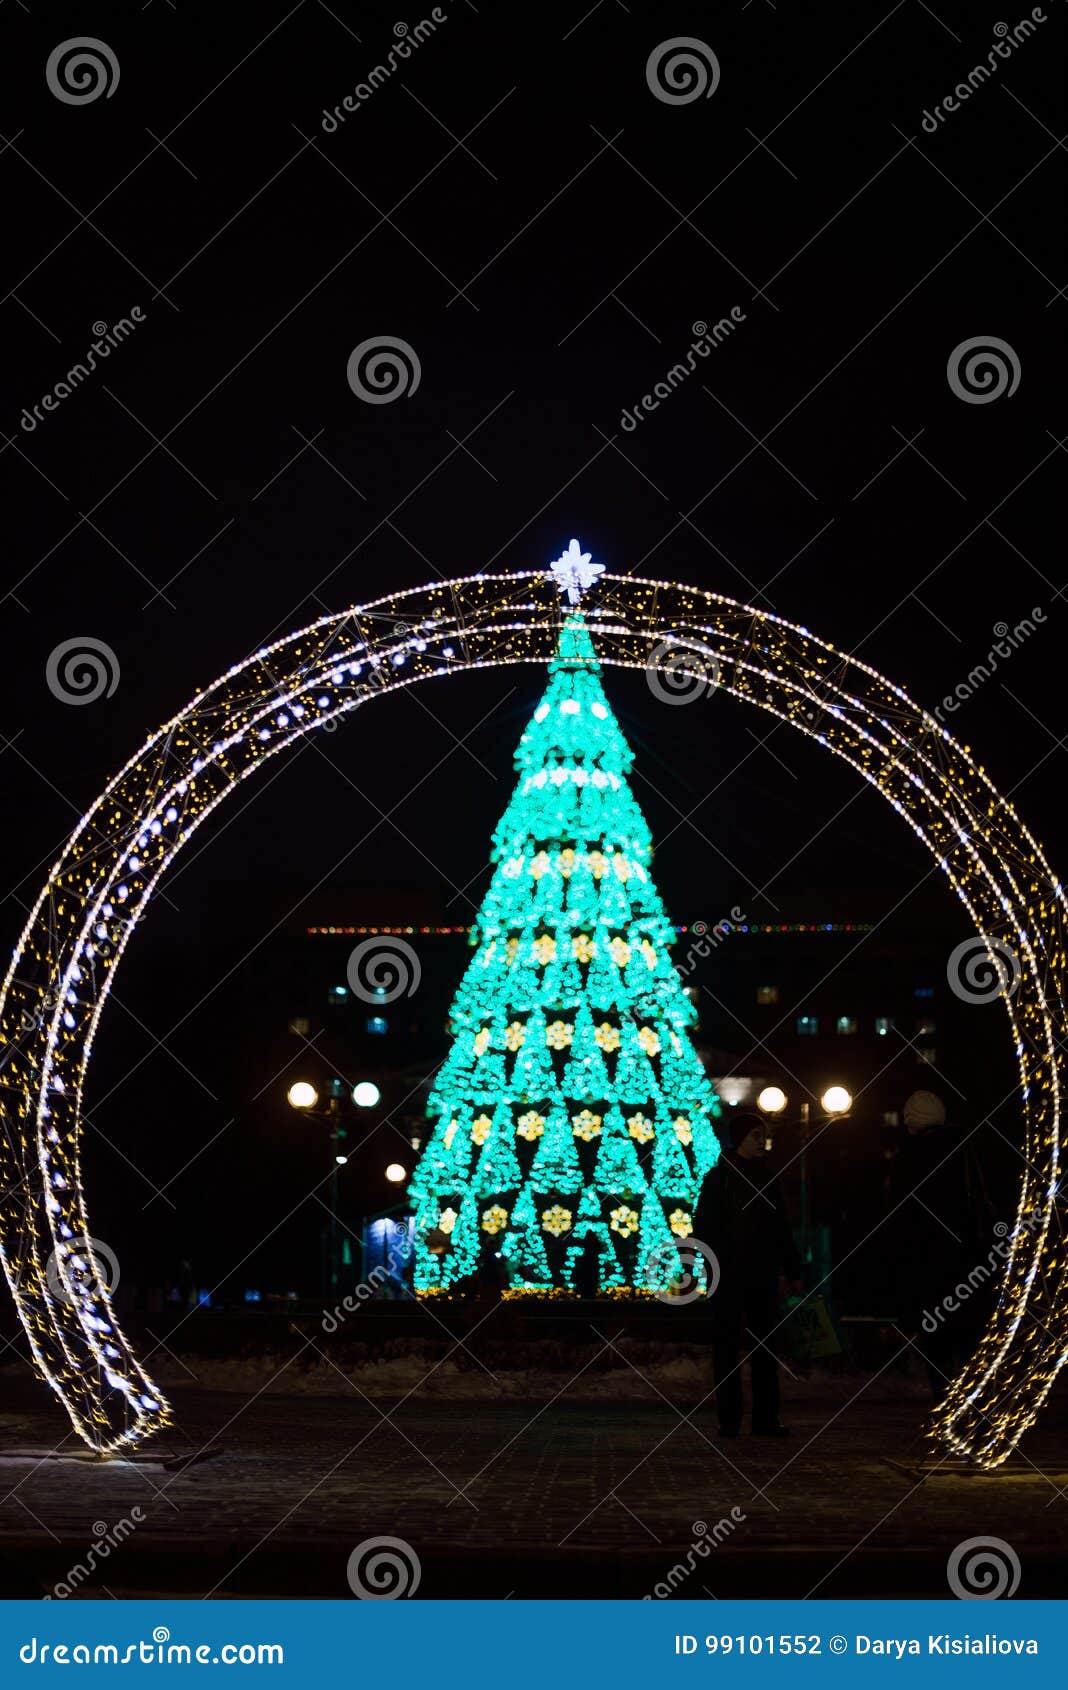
<box><xmin>0</xmin><ymin>570</ymin><xmax>1064</xmax><ymax>1462</ymax></box>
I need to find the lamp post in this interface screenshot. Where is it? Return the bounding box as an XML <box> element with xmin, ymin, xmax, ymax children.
<box><xmin>287</xmin><ymin>1076</ymin><xmax>381</xmax><ymax>1298</ymax></box>
<box><xmin>756</xmin><ymin>1082</ymin><xmax>852</xmax><ymax>1279</ymax></box>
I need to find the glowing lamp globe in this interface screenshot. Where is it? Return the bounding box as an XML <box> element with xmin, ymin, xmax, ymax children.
<box><xmin>352</xmin><ymin>1081</ymin><xmax>381</xmax><ymax>1109</ymax></box>
<box><xmin>287</xmin><ymin>1081</ymin><xmax>318</xmax><ymax>1111</ymax></box>
<box><xmin>821</xmin><ymin>1085</ymin><xmax>852</xmax><ymax>1116</ymax></box>
<box><xmin>757</xmin><ymin>1085</ymin><xmax>788</xmax><ymax>1115</ymax></box>
<box><xmin>385</xmin><ymin>1163</ymin><xmax>407</xmax><ymax>1184</ymax></box>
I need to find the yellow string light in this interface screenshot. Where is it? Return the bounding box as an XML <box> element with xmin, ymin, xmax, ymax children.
<box><xmin>0</xmin><ymin>566</ymin><xmax>1060</xmax><ymax>1460</ymax></box>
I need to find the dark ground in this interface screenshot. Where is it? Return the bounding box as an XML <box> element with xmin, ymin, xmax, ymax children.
<box><xmin>1</xmin><ymin>1357</ymin><xmax>1066</xmax><ymax>1600</ymax></box>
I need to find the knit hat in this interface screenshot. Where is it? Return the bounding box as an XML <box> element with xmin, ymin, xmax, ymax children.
<box><xmin>726</xmin><ymin>1109</ymin><xmax>765</xmax><ymax>1150</ymax></box>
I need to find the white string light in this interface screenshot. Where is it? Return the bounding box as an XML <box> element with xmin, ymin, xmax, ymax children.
<box><xmin>0</xmin><ymin>567</ymin><xmax>1061</xmax><ymax>1461</ymax></box>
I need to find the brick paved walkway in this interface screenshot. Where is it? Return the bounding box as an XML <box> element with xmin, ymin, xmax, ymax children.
<box><xmin>0</xmin><ymin>1364</ymin><xmax>1065</xmax><ymax>1599</ymax></box>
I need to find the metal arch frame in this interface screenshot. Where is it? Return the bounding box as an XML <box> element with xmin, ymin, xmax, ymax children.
<box><xmin>0</xmin><ymin>569</ymin><xmax>1063</xmax><ymax>1461</ymax></box>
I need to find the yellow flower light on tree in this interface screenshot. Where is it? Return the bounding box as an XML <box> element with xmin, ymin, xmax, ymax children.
<box><xmin>517</xmin><ymin>1110</ymin><xmax>545</xmax><ymax>1141</ymax></box>
<box><xmin>439</xmin><ymin>1207</ymin><xmax>458</xmax><ymax>1234</ymax></box>
<box><xmin>443</xmin><ymin>1120</ymin><xmax>459</xmax><ymax>1150</ymax></box>
<box><xmin>472</xmin><ymin>1114</ymin><xmax>492</xmax><ymax>1146</ymax></box>
<box><xmin>473</xmin><ymin>1027</ymin><xmax>491</xmax><ymax>1057</ymax></box>
<box><xmin>541</xmin><ymin>1205</ymin><xmax>573</xmax><ymax>1237</ymax></box>
<box><xmin>673</xmin><ymin>1116</ymin><xmax>693</xmax><ymax>1145</ymax></box>
<box><xmin>481</xmin><ymin>1204</ymin><xmax>509</xmax><ymax>1235</ymax></box>
<box><xmin>610</xmin><ymin>1205</ymin><xmax>639</xmax><ymax>1238</ymax></box>
<box><xmin>588</xmin><ymin>851</ymin><xmax>606</xmax><ymax>879</ymax></box>
<box><xmin>638</xmin><ymin>1026</ymin><xmax>661</xmax><ymax>1057</ymax></box>
<box><xmin>545</xmin><ymin>1019</ymin><xmax>573</xmax><ymax>1050</ymax></box>
<box><xmin>608</xmin><ymin>937</ymin><xmax>631</xmax><ymax>967</ymax></box>
<box><xmin>594</xmin><ymin>1021</ymin><xmax>620</xmax><ymax>1052</ymax></box>
<box><xmin>560</xmin><ymin>849</ymin><xmax>577</xmax><ymax>879</ymax></box>
<box><xmin>532</xmin><ymin>934</ymin><xmax>556</xmax><ymax>965</ymax></box>
<box><xmin>505</xmin><ymin>1020</ymin><xmax>526</xmax><ymax>1051</ymax></box>
<box><xmin>669</xmin><ymin>1208</ymin><xmax>693</xmax><ymax>1237</ymax></box>
<box><xmin>640</xmin><ymin>940</ymin><xmax>657</xmax><ymax>968</ymax></box>
<box><xmin>572</xmin><ymin>932</ymin><xmax>594</xmax><ymax>963</ymax></box>
<box><xmin>627</xmin><ymin>1112</ymin><xmax>655</xmax><ymax>1143</ymax></box>
<box><xmin>530</xmin><ymin>852</ymin><xmax>551</xmax><ymax>880</ymax></box>
<box><xmin>572</xmin><ymin>1109</ymin><xmax>602</xmax><ymax>1142</ymax></box>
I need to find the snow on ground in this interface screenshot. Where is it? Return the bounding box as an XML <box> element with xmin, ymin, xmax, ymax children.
<box><xmin>151</xmin><ymin>1346</ymin><xmax>931</xmax><ymax>1401</ymax></box>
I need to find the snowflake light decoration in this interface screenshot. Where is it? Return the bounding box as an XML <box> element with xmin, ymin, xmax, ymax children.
<box><xmin>549</xmin><ymin>537</ymin><xmax>604</xmax><ymax>605</ymax></box>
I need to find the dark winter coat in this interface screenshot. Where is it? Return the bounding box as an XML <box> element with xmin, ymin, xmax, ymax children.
<box><xmin>693</xmin><ymin>1152</ymin><xmax>802</xmax><ymax>1330</ymax></box>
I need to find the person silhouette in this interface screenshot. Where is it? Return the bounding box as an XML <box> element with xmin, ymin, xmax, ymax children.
<box><xmin>693</xmin><ymin>1111</ymin><xmax>802</xmax><ymax>1437</ymax></box>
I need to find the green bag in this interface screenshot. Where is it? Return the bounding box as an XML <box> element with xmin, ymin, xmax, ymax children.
<box><xmin>781</xmin><ymin>1293</ymin><xmax>842</xmax><ymax>1360</ymax></box>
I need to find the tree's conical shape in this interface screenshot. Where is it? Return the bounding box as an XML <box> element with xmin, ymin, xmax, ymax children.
<box><xmin>412</xmin><ymin>614</ymin><xmax>721</xmax><ymax>1292</ymax></box>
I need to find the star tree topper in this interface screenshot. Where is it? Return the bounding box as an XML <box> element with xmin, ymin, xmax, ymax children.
<box><xmin>549</xmin><ymin>537</ymin><xmax>604</xmax><ymax>605</ymax></box>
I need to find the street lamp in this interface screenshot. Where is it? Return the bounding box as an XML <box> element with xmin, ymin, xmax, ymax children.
<box><xmin>385</xmin><ymin>1162</ymin><xmax>407</xmax><ymax>1184</ymax></box>
<box><xmin>753</xmin><ymin>1083</ymin><xmax>852</xmax><ymax>1277</ymax></box>
<box><xmin>757</xmin><ymin>1085</ymin><xmax>788</xmax><ymax>1116</ymax></box>
<box><xmin>287</xmin><ymin>1080</ymin><xmax>318</xmax><ymax>1111</ymax></box>
<box><xmin>821</xmin><ymin>1085</ymin><xmax>853</xmax><ymax>1116</ymax></box>
<box><xmin>286</xmin><ymin>1078</ymin><xmax>353</xmax><ymax>1297</ymax></box>
<box><xmin>352</xmin><ymin>1081</ymin><xmax>381</xmax><ymax>1109</ymax></box>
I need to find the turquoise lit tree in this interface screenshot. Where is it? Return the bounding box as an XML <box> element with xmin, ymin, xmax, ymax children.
<box><xmin>409</xmin><ymin>544</ymin><xmax>722</xmax><ymax>1292</ymax></box>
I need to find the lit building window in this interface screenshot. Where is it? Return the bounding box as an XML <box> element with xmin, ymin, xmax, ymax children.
<box><xmin>916</xmin><ymin>1018</ymin><xmax>936</xmax><ymax>1036</ymax></box>
<box><xmin>288</xmin><ymin>1016</ymin><xmax>310</xmax><ymax>1037</ymax></box>
<box><xmin>366</xmin><ymin>1016</ymin><xmax>388</xmax><ymax>1036</ymax></box>
<box><xmin>796</xmin><ymin>1015</ymin><xmax>819</xmax><ymax>1036</ymax></box>
<box><xmin>883</xmin><ymin>1110</ymin><xmax>901</xmax><ymax>1127</ymax></box>
<box><xmin>328</xmin><ymin>985</ymin><xmax>348</xmax><ymax>1003</ymax></box>
<box><xmin>875</xmin><ymin>1016</ymin><xmax>895</xmax><ymax>1036</ymax></box>
<box><xmin>914</xmin><ymin>986</ymin><xmax>934</xmax><ymax>999</ymax></box>
<box><xmin>835</xmin><ymin>1015</ymin><xmax>858</xmax><ymax>1035</ymax></box>
<box><xmin>756</xmin><ymin>985</ymin><xmax>779</xmax><ymax>1005</ymax></box>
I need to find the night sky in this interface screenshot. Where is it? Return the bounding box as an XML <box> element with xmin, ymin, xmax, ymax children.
<box><xmin>1</xmin><ymin>0</ymin><xmax>1063</xmax><ymax>1298</ymax></box>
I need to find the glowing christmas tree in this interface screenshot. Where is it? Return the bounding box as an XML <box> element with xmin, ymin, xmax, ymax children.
<box><xmin>409</xmin><ymin>568</ymin><xmax>721</xmax><ymax>1293</ymax></box>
